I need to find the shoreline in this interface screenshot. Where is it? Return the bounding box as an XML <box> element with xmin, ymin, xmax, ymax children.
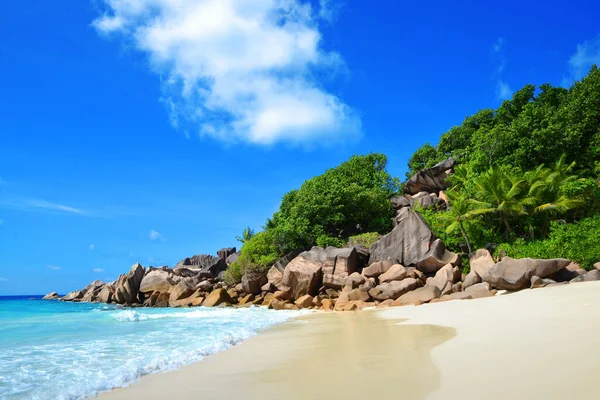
<box><xmin>98</xmin><ymin>282</ymin><xmax>600</xmax><ymax>400</ymax></box>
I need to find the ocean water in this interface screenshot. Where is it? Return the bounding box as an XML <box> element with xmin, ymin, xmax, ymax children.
<box><xmin>0</xmin><ymin>296</ymin><xmax>307</xmax><ymax>400</ymax></box>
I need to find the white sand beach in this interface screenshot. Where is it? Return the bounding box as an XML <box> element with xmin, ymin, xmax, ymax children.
<box><xmin>98</xmin><ymin>281</ymin><xmax>600</xmax><ymax>400</ymax></box>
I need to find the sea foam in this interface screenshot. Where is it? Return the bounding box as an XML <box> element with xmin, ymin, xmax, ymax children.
<box><xmin>0</xmin><ymin>299</ymin><xmax>308</xmax><ymax>400</ymax></box>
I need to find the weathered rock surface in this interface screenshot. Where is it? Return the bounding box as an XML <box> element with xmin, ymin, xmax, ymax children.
<box><xmin>369</xmin><ymin>210</ymin><xmax>458</xmax><ymax>273</ymax></box>
<box><xmin>113</xmin><ymin>263</ymin><xmax>145</xmax><ymax>304</ymax></box>
<box><xmin>140</xmin><ymin>268</ymin><xmax>184</xmax><ymax>294</ymax></box>
<box><xmin>483</xmin><ymin>257</ymin><xmax>571</xmax><ymax>290</ymax></box>
<box><xmin>404</xmin><ymin>158</ymin><xmax>455</xmax><ymax>195</ymax></box>
<box><xmin>362</xmin><ymin>260</ymin><xmax>394</xmax><ymax>278</ymax></box>
<box><xmin>203</xmin><ymin>288</ymin><xmax>232</xmax><ymax>307</ymax></box>
<box><xmin>368</xmin><ymin>278</ymin><xmax>420</xmax><ymax>300</ymax></box>
<box><xmin>470</xmin><ymin>249</ymin><xmax>495</xmax><ymax>278</ymax></box>
<box><xmin>294</xmin><ymin>294</ymin><xmax>314</xmax><ymax>308</ymax></box>
<box><xmin>342</xmin><ymin>272</ymin><xmax>366</xmax><ymax>288</ymax></box>
<box><xmin>43</xmin><ymin>292</ymin><xmax>60</xmax><ymax>300</ymax></box>
<box><xmin>583</xmin><ymin>269</ymin><xmax>600</xmax><ymax>282</ymax></box>
<box><xmin>393</xmin><ymin>285</ymin><xmax>440</xmax><ymax>306</ymax></box>
<box><xmin>378</xmin><ymin>264</ymin><xmax>407</xmax><ymax>283</ymax></box>
<box><xmin>282</xmin><ymin>250</ymin><xmax>324</xmax><ymax>300</ymax></box>
<box><xmin>463</xmin><ymin>271</ymin><xmax>481</xmax><ymax>289</ymax></box>
<box><xmin>174</xmin><ymin>254</ymin><xmax>227</xmax><ymax>278</ymax></box>
<box><xmin>267</xmin><ymin>265</ymin><xmax>286</xmax><ymax>292</ymax></box>
<box><xmin>96</xmin><ymin>284</ymin><xmax>114</xmax><ymax>303</ymax></box>
<box><xmin>242</xmin><ymin>271</ymin><xmax>268</xmax><ymax>295</ymax></box>
<box><xmin>169</xmin><ymin>278</ymin><xmax>198</xmax><ymax>303</ymax></box>
<box><xmin>426</xmin><ymin>263</ymin><xmax>458</xmax><ymax>291</ymax></box>
<box><xmin>62</xmin><ymin>290</ymin><xmax>83</xmax><ymax>302</ymax></box>
<box><xmin>323</xmin><ymin>273</ymin><xmax>344</xmax><ymax>289</ymax></box>
<box><xmin>217</xmin><ymin>247</ymin><xmax>236</xmax><ymax>261</ymax></box>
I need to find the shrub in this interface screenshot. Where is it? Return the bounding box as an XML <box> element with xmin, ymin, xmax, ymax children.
<box><xmin>316</xmin><ymin>234</ymin><xmax>346</xmax><ymax>248</ymax></box>
<box><xmin>348</xmin><ymin>232</ymin><xmax>381</xmax><ymax>249</ymax></box>
<box><xmin>223</xmin><ymin>262</ymin><xmax>243</xmax><ymax>285</ymax></box>
<box><xmin>236</xmin><ymin>231</ymin><xmax>279</xmax><ymax>273</ymax></box>
<box><xmin>496</xmin><ymin>215</ymin><xmax>600</xmax><ymax>269</ymax></box>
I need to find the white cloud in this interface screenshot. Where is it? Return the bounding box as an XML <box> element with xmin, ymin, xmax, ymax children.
<box><xmin>564</xmin><ymin>35</ymin><xmax>600</xmax><ymax>84</ymax></box>
<box><xmin>92</xmin><ymin>268</ymin><xmax>105</xmax><ymax>273</ymax></box>
<box><xmin>318</xmin><ymin>0</ymin><xmax>342</xmax><ymax>22</ymax></box>
<box><xmin>93</xmin><ymin>0</ymin><xmax>360</xmax><ymax>145</ymax></box>
<box><xmin>148</xmin><ymin>229</ymin><xmax>165</xmax><ymax>241</ymax></box>
<box><xmin>491</xmin><ymin>37</ymin><xmax>511</xmax><ymax>100</ymax></box>
<box><xmin>7</xmin><ymin>199</ymin><xmax>87</xmax><ymax>215</ymax></box>
<box><xmin>46</xmin><ymin>265</ymin><xmax>61</xmax><ymax>271</ymax></box>
<box><xmin>492</xmin><ymin>37</ymin><xmax>505</xmax><ymax>54</ymax></box>
<box><xmin>496</xmin><ymin>80</ymin><xmax>512</xmax><ymax>100</ymax></box>
<box><xmin>89</xmin><ymin>244</ymin><xmax>95</xmax><ymax>250</ymax></box>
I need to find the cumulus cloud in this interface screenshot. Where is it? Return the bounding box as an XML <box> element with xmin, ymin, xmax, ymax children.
<box><xmin>46</xmin><ymin>265</ymin><xmax>61</xmax><ymax>271</ymax></box>
<box><xmin>92</xmin><ymin>0</ymin><xmax>359</xmax><ymax>144</ymax></box>
<box><xmin>563</xmin><ymin>35</ymin><xmax>600</xmax><ymax>85</ymax></box>
<box><xmin>92</xmin><ymin>268</ymin><xmax>105</xmax><ymax>273</ymax></box>
<box><xmin>148</xmin><ymin>229</ymin><xmax>165</xmax><ymax>241</ymax></box>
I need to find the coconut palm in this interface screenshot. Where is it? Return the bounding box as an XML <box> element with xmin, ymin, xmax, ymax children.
<box><xmin>469</xmin><ymin>166</ymin><xmax>527</xmax><ymax>235</ymax></box>
<box><xmin>438</xmin><ymin>189</ymin><xmax>477</xmax><ymax>254</ymax></box>
<box><xmin>235</xmin><ymin>226</ymin><xmax>255</xmax><ymax>244</ymax></box>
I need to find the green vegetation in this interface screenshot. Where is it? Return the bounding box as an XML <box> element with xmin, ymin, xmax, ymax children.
<box><xmin>406</xmin><ymin>66</ymin><xmax>600</xmax><ymax>178</ymax></box>
<box><xmin>410</xmin><ymin>66</ymin><xmax>600</xmax><ymax>265</ymax></box>
<box><xmin>224</xmin><ymin>66</ymin><xmax>600</xmax><ymax>281</ymax></box>
<box><xmin>496</xmin><ymin>216</ymin><xmax>600</xmax><ymax>270</ymax></box>
<box><xmin>224</xmin><ymin>153</ymin><xmax>401</xmax><ymax>281</ymax></box>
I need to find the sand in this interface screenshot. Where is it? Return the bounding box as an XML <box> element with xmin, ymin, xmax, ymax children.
<box><xmin>98</xmin><ymin>281</ymin><xmax>600</xmax><ymax>400</ymax></box>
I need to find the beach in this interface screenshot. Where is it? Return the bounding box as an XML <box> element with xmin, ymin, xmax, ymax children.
<box><xmin>98</xmin><ymin>281</ymin><xmax>600</xmax><ymax>400</ymax></box>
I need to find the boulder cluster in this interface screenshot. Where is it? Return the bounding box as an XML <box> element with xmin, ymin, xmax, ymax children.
<box><xmin>49</xmin><ymin>158</ymin><xmax>600</xmax><ymax>310</ymax></box>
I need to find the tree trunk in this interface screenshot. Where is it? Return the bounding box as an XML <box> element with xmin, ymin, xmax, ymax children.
<box><xmin>459</xmin><ymin>222</ymin><xmax>473</xmax><ymax>255</ymax></box>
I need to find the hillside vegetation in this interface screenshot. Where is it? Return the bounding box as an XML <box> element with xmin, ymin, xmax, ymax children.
<box><xmin>226</xmin><ymin>66</ymin><xmax>600</xmax><ymax>283</ymax></box>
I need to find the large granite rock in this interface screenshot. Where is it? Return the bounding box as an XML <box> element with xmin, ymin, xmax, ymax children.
<box><xmin>113</xmin><ymin>263</ymin><xmax>145</xmax><ymax>304</ymax></box>
<box><xmin>393</xmin><ymin>285</ymin><xmax>440</xmax><ymax>306</ymax></box>
<box><xmin>168</xmin><ymin>278</ymin><xmax>198</xmax><ymax>303</ymax></box>
<box><xmin>470</xmin><ymin>249</ymin><xmax>495</xmax><ymax>278</ymax></box>
<box><xmin>140</xmin><ymin>268</ymin><xmax>185</xmax><ymax>294</ymax></box>
<box><xmin>267</xmin><ymin>265</ymin><xmax>286</xmax><ymax>292</ymax></box>
<box><xmin>43</xmin><ymin>292</ymin><xmax>60</xmax><ymax>300</ymax></box>
<box><xmin>96</xmin><ymin>284</ymin><xmax>115</xmax><ymax>303</ymax></box>
<box><xmin>405</xmin><ymin>158</ymin><xmax>455</xmax><ymax>195</ymax></box>
<box><xmin>323</xmin><ymin>247</ymin><xmax>362</xmax><ymax>277</ymax></box>
<box><xmin>242</xmin><ymin>271</ymin><xmax>268</xmax><ymax>295</ymax></box>
<box><xmin>282</xmin><ymin>250</ymin><xmax>324</xmax><ymax>300</ymax></box>
<box><xmin>369</xmin><ymin>210</ymin><xmax>458</xmax><ymax>273</ymax></box>
<box><xmin>368</xmin><ymin>278</ymin><xmax>420</xmax><ymax>300</ymax></box>
<box><xmin>378</xmin><ymin>264</ymin><xmax>407</xmax><ymax>283</ymax></box>
<box><xmin>362</xmin><ymin>260</ymin><xmax>394</xmax><ymax>278</ymax></box>
<box><xmin>174</xmin><ymin>254</ymin><xmax>227</xmax><ymax>278</ymax></box>
<box><xmin>483</xmin><ymin>257</ymin><xmax>571</xmax><ymax>290</ymax></box>
<box><xmin>426</xmin><ymin>264</ymin><xmax>459</xmax><ymax>291</ymax></box>
<box><xmin>272</xmin><ymin>251</ymin><xmax>301</xmax><ymax>273</ymax></box>
<box><xmin>217</xmin><ymin>247</ymin><xmax>236</xmax><ymax>261</ymax></box>
<box><xmin>62</xmin><ymin>290</ymin><xmax>83</xmax><ymax>301</ymax></box>
<box><xmin>203</xmin><ymin>288</ymin><xmax>232</xmax><ymax>307</ymax></box>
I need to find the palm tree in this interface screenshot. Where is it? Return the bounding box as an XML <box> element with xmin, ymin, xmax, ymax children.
<box><xmin>235</xmin><ymin>226</ymin><xmax>255</xmax><ymax>244</ymax></box>
<box><xmin>524</xmin><ymin>155</ymin><xmax>583</xmax><ymax>216</ymax></box>
<box><xmin>469</xmin><ymin>166</ymin><xmax>527</xmax><ymax>236</ymax></box>
<box><xmin>439</xmin><ymin>189</ymin><xmax>476</xmax><ymax>254</ymax></box>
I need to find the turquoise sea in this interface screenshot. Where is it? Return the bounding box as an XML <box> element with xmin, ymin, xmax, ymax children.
<box><xmin>0</xmin><ymin>296</ymin><xmax>306</xmax><ymax>399</ymax></box>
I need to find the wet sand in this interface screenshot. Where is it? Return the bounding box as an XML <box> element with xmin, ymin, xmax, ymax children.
<box><xmin>98</xmin><ymin>281</ymin><xmax>600</xmax><ymax>400</ymax></box>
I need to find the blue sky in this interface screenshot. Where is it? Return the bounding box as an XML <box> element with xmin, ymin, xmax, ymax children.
<box><xmin>1</xmin><ymin>0</ymin><xmax>599</xmax><ymax>295</ymax></box>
